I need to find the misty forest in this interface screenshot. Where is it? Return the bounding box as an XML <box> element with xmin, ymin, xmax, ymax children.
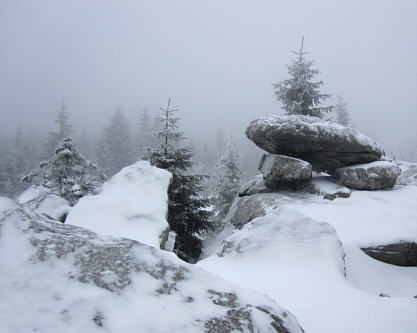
<box><xmin>1</xmin><ymin>1</ymin><xmax>416</xmax><ymax>333</ymax></box>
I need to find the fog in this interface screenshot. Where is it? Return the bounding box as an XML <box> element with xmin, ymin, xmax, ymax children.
<box><xmin>1</xmin><ymin>0</ymin><xmax>416</xmax><ymax>154</ymax></box>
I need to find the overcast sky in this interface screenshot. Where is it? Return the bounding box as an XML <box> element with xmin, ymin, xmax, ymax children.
<box><xmin>1</xmin><ymin>0</ymin><xmax>416</xmax><ymax>153</ymax></box>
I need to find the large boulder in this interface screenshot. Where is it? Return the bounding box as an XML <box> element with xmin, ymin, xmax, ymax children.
<box><xmin>0</xmin><ymin>197</ymin><xmax>304</xmax><ymax>333</ymax></box>
<box><xmin>259</xmin><ymin>154</ymin><xmax>312</xmax><ymax>187</ymax></box>
<box><xmin>246</xmin><ymin>115</ymin><xmax>384</xmax><ymax>173</ymax></box>
<box><xmin>66</xmin><ymin>161</ymin><xmax>171</xmax><ymax>249</ymax></box>
<box><xmin>336</xmin><ymin>161</ymin><xmax>401</xmax><ymax>190</ymax></box>
<box><xmin>361</xmin><ymin>242</ymin><xmax>417</xmax><ymax>266</ymax></box>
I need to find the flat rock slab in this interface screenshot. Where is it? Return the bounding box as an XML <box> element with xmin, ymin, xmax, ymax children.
<box><xmin>361</xmin><ymin>242</ymin><xmax>417</xmax><ymax>266</ymax></box>
<box><xmin>259</xmin><ymin>154</ymin><xmax>312</xmax><ymax>187</ymax></box>
<box><xmin>336</xmin><ymin>161</ymin><xmax>401</xmax><ymax>190</ymax></box>
<box><xmin>246</xmin><ymin>115</ymin><xmax>384</xmax><ymax>173</ymax></box>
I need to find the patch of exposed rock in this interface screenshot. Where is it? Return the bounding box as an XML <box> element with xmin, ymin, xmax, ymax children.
<box><xmin>246</xmin><ymin>115</ymin><xmax>383</xmax><ymax>173</ymax></box>
<box><xmin>361</xmin><ymin>242</ymin><xmax>417</xmax><ymax>267</ymax></box>
<box><xmin>336</xmin><ymin>161</ymin><xmax>400</xmax><ymax>190</ymax></box>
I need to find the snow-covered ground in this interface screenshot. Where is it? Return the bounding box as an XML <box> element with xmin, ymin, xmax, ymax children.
<box><xmin>199</xmin><ymin>183</ymin><xmax>417</xmax><ymax>333</ymax></box>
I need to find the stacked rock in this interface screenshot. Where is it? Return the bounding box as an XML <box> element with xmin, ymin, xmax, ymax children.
<box><xmin>246</xmin><ymin>115</ymin><xmax>401</xmax><ymax>191</ymax></box>
<box><xmin>258</xmin><ymin>153</ymin><xmax>312</xmax><ymax>189</ymax></box>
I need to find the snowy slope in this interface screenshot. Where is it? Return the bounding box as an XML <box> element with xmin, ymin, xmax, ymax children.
<box><xmin>199</xmin><ymin>185</ymin><xmax>417</xmax><ymax>333</ymax></box>
<box><xmin>66</xmin><ymin>161</ymin><xmax>171</xmax><ymax>248</ymax></box>
<box><xmin>0</xmin><ymin>197</ymin><xmax>304</xmax><ymax>333</ymax></box>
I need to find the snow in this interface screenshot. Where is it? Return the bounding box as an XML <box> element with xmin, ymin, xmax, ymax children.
<box><xmin>199</xmin><ymin>183</ymin><xmax>417</xmax><ymax>333</ymax></box>
<box><xmin>289</xmin><ymin>185</ymin><xmax>417</xmax><ymax>247</ymax></box>
<box><xmin>66</xmin><ymin>161</ymin><xmax>172</xmax><ymax>248</ymax></box>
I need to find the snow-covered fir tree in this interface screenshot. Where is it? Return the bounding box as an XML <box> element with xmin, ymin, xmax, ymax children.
<box><xmin>149</xmin><ymin>98</ymin><xmax>211</xmax><ymax>263</ymax></box>
<box><xmin>97</xmin><ymin>106</ymin><xmax>134</xmax><ymax>176</ymax></box>
<box><xmin>334</xmin><ymin>95</ymin><xmax>351</xmax><ymax>126</ymax></box>
<box><xmin>23</xmin><ymin>137</ymin><xmax>107</xmax><ymax>205</ymax></box>
<box><xmin>273</xmin><ymin>37</ymin><xmax>333</xmax><ymax>118</ymax></box>
<box><xmin>44</xmin><ymin>100</ymin><xmax>74</xmax><ymax>157</ymax></box>
<box><xmin>212</xmin><ymin>138</ymin><xmax>241</xmax><ymax>218</ymax></box>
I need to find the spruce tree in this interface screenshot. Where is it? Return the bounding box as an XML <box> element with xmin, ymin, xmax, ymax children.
<box><xmin>23</xmin><ymin>137</ymin><xmax>107</xmax><ymax>206</ymax></box>
<box><xmin>273</xmin><ymin>37</ymin><xmax>333</xmax><ymax>118</ymax></box>
<box><xmin>334</xmin><ymin>95</ymin><xmax>351</xmax><ymax>126</ymax></box>
<box><xmin>45</xmin><ymin>100</ymin><xmax>74</xmax><ymax>156</ymax></box>
<box><xmin>97</xmin><ymin>106</ymin><xmax>134</xmax><ymax>176</ymax></box>
<box><xmin>149</xmin><ymin>98</ymin><xmax>211</xmax><ymax>263</ymax></box>
<box><xmin>212</xmin><ymin>138</ymin><xmax>241</xmax><ymax>218</ymax></box>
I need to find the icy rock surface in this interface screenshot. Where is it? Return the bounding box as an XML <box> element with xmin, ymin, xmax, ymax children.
<box><xmin>0</xmin><ymin>197</ymin><xmax>304</xmax><ymax>333</ymax></box>
<box><xmin>246</xmin><ymin>115</ymin><xmax>383</xmax><ymax>173</ymax></box>
<box><xmin>259</xmin><ymin>154</ymin><xmax>312</xmax><ymax>186</ymax></box>
<box><xmin>66</xmin><ymin>161</ymin><xmax>171</xmax><ymax>249</ymax></box>
<box><xmin>336</xmin><ymin>161</ymin><xmax>401</xmax><ymax>190</ymax></box>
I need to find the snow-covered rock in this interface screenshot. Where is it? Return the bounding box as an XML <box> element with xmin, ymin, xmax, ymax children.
<box><xmin>225</xmin><ymin>192</ymin><xmax>298</xmax><ymax>229</ymax></box>
<box><xmin>238</xmin><ymin>174</ymin><xmax>273</xmax><ymax>197</ymax></box>
<box><xmin>396</xmin><ymin>161</ymin><xmax>417</xmax><ymax>186</ymax></box>
<box><xmin>361</xmin><ymin>242</ymin><xmax>417</xmax><ymax>266</ymax></box>
<box><xmin>259</xmin><ymin>154</ymin><xmax>312</xmax><ymax>187</ymax></box>
<box><xmin>66</xmin><ymin>161</ymin><xmax>172</xmax><ymax>249</ymax></box>
<box><xmin>238</xmin><ymin>173</ymin><xmax>350</xmax><ymax>201</ymax></box>
<box><xmin>336</xmin><ymin>161</ymin><xmax>400</xmax><ymax>190</ymax></box>
<box><xmin>18</xmin><ymin>186</ymin><xmax>71</xmax><ymax>222</ymax></box>
<box><xmin>246</xmin><ymin>115</ymin><xmax>384</xmax><ymax>173</ymax></box>
<box><xmin>304</xmin><ymin>176</ymin><xmax>351</xmax><ymax>200</ymax></box>
<box><xmin>200</xmin><ymin>204</ymin><xmax>417</xmax><ymax>333</ymax></box>
<box><xmin>0</xmin><ymin>197</ymin><xmax>304</xmax><ymax>333</ymax></box>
